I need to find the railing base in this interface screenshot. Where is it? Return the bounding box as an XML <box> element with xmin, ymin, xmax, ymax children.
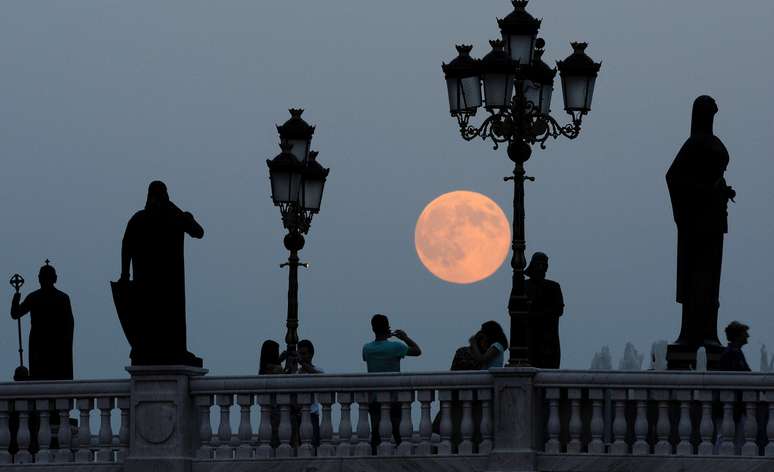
<box><xmin>486</xmin><ymin>450</ymin><xmax>537</xmax><ymax>472</ymax></box>
<box><xmin>538</xmin><ymin>453</ymin><xmax>773</xmax><ymax>472</ymax></box>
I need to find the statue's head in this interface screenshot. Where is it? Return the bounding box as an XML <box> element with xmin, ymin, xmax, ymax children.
<box><xmin>38</xmin><ymin>262</ymin><xmax>57</xmax><ymax>288</ymax></box>
<box><xmin>691</xmin><ymin>95</ymin><xmax>718</xmax><ymax>136</ymax></box>
<box><xmin>525</xmin><ymin>251</ymin><xmax>549</xmax><ymax>280</ymax></box>
<box><xmin>145</xmin><ymin>180</ymin><xmax>170</xmax><ymax>210</ymax></box>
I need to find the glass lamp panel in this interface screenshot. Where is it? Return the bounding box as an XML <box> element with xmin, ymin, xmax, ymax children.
<box><xmin>286</xmin><ymin>138</ymin><xmax>309</xmax><ymax>162</ymax></box>
<box><xmin>522</xmin><ymin>80</ymin><xmax>541</xmax><ymax>110</ymax></box>
<box><xmin>484</xmin><ymin>73</ymin><xmax>513</xmax><ymax>109</ymax></box>
<box><xmin>585</xmin><ymin>76</ymin><xmax>596</xmax><ymax>109</ymax></box>
<box><xmin>446</xmin><ymin>78</ymin><xmax>462</xmax><ymax>113</ymax></box>
<box><xmin>446</xmin><ymin>77</ymin><xmax>482</xmax><ymax>113</ymax></box>
<box><xmin>504</xmin><ymin>34</ymin><xmax>534</xmax><ymax>66</ymax></box>
<box><xmin>460</xmin><ymin>76</ymin><xmax>482</xmax><ymax>109</ymax></box>
<box><xmin>301</xmin><ymin>178</ymin><xmax>325</xmax><ymax>211</ymax></box>
<box><xmin>270</xmin><ymin>169</ymin><xmax>301</xmax><ymax>205</ymax></box>
<box><xmin>562</xmin><ymin>75</ymin><xmax>591</xmax><ymax>112</ymax></box>
<box><xmin>540</xmin><ymin>83</ymin><xmax>553</xmax><ymax>114</ymax></box>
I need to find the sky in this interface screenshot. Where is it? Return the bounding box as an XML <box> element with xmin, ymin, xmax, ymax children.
<box><xmin>1</xmin><ymin>1</ymin><xmax>773</xmax><ymax>379</ymax></box>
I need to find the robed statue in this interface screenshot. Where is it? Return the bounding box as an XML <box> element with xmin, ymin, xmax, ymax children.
<box><xmin>666</xmin><ymin>95</ymin><xmax>735</xmax><ymax>369</ymax></box>
<box><xmin>525</xmin><ymin>252</ymin><xmax>564</xmax><ymax>368</ymax></box>
<box><xmin>10</xmin><ymin>262</ymin><xmax>74</xmax><ymax>380</ymax></box>
<box><xmin>114</xmin><ymin>180</ymin><xmax>204</xmax><ymax>367</ymax></box>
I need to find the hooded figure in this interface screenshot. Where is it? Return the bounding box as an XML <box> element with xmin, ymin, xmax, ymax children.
<box><xmin>666</xmin><ymin>96</ymin><xmax>735</xmax><ymax>349</ymax></box>
<box><xmin>120</xmin><ymin>181</ymin><xmax>204</xmax><ymax>366</ymax></box>
<box><xmin>525</xmin><ymin>252</ymin><xmax>564</xmax><ymax>368</ymax></box>
<box><xmin>10</xmin><ymin>262</ymin><xmax>74</xmax><ymax>380</ymax></box>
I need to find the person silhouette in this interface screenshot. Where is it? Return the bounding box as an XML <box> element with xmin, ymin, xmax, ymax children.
<box><xmin>525</xmin><ymin>252</ymin><xmax>564</xmax><ymax>368</ymax></box>
<box><xmin>119</xmin><ymin>180</ymin><xmax>204</xmax><ymax>367</ymax></box>
<box><xmin>10</xmin><ymin>261</ymin><xmax>74</xmax><ymax>380</ymax></box>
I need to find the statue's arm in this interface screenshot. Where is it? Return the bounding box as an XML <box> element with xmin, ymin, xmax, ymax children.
<box><xmin>11</xmin><ymin>293</ymin><xmax>30</xmax><ymax>320</ymax></box>
<box><xmin>553</xmin><ymin>283</ymin><xmax>565</xmax><ymax>317</ymax></box>
<box><xmin>183</xmin><ymin>212</ymin><xmax>204</xmax><ymax>239</ymax></box>
<box><xmin>120</xmin><ymin>219</ymin><xmax>134</xmax><ymax>280</ymax></box>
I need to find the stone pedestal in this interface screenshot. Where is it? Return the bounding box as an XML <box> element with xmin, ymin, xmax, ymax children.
<box><xmin>124</xmin><ymin>365</ymin><xmax>207</xmax><ymax>472</ymax></box>
<box><xmin>666</xmin><ymin>343</ymin><xmax>724</xmax><ymax>370</ymax></box>
<box><xmin>486</xmin><ymin>368</ymin><xmax>537</xmax><ymax>472</ymax></box>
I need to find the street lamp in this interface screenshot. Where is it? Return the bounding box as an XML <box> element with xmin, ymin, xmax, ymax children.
<box><xmin>441</xmin><ymin>0</ymin><xmax>601</xmax><ymax>367</ymax></box>
<box><xmin>267</xmin><ymin>109</ymin><xmax>330</xmax><ymax>372</ymax></box>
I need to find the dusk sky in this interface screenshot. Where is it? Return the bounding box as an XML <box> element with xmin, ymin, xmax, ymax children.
<box><xmin>1</xmin><ymin>1</ymin><xmax>773</xmax><ymax>379</ymax></box>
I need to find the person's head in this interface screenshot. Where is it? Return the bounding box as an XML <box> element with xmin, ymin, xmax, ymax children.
<box><xmin>38</xmin><ymin>262</ymin><xmax>57</xmax><ymax>289</ymax></box>
<box><xmin>371</xmin><ymin>314</ymin><xmax>391</xmax><ymax>338</ymax></box>
<box><xmin>481</xmin><ymin>320</ymin><xmax>508</xmax><ymax>350</ymax></box>
<box><xmin>725</xmin><ymin>321</ymin><xmax>749</xmax><ymax>347</ymax></box>
<box><xmin>473</xmin><ymin>330</ymin><xmax>490</xmax><ymax>351</ymax></box>
<box><xmin>525</xmin><ymin>252</ymin><xmax>549</xmax><ymax>280</ymax></box>
<box><xmin>298</xmin><ymin>339</ymin><xmax>315</xmax><ymax>364</ymax></box>
<box><xmin>259</xmin><ymin>340</ymin><xmax>280</xmax><ymax>374</ymax></box>
<box><xmin>146</xmin><ymin>180</ymin><xmax>170</xmax><ymax>210</ymax></box>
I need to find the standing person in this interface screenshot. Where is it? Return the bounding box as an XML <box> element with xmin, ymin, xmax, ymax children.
<box><xmin>297</xmin><ymin>339</ymin><xmax>323</xmax><ymax>447</ymax></box>
<box><xmin>717</xmin><ymin>321</ymin><xmax>751</xmax><ymax>371</ymax></box>
<box><xmin>525</xmin><ymin>252</ymin><xmax>565</xmax><ymax>368</ymax></box>
<box><xmin>119</xmin><ymin>180</ymin><xmax>204</xmax><ymax>367</ymax></box>
<box><xmin>10</xmin><ymin>262</ymin><xmax>74</xmax><ymax>380</ymax></box>
<box><xmin>468</xmin><ymin>321</ymin><xmax>508</xmax><ymax>369</ymax></box>
<box><xmin>259</xmin><ymin>340</ymin><xmax>284</xmax><ymax>375</ymax></box>
<box><xmin>362</xmin><ymin>314</ymin><xmax>421</xmax><ymax>450</ymax></box>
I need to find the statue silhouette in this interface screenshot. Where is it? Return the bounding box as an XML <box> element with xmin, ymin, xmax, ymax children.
<box><xmin>666</xmin><ymin>96</ymin><xmax>735</xmax><ymax>369</ymax></box>
<box><xmin>525</xmin><ymin>252</ymin><xmax>564</xmax><ymax>368</ymax></box>
<box><xmin>117</xmin><ymin>180</ymin><xmax>204</xmax><ymax>367</ymax></box>
<box><xmin>10</xmin><ymin>262</ymin><xmax>74</xmax><ymax>380</ymax></box>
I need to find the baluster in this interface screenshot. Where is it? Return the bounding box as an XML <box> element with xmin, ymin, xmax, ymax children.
<box><xmin>437</xmin><ymin>390</ymin><xmax>453</xmax><ymax>455</ymax></box>
<box><xmin>452</xmin><ymin>390</ymin><xmax>471</xmax><ymax>455</ymax></box>
<box><xmin>13</xmin><ymin>400</ymin><xmax>32</xmax><ymax>463</ymax></box>
<box><xmin>236</xmin><ymin>394</ymin><xmax>253</xmax><ymax>459</ymax></box>
<box><xmin>54</xmin><ymin>398</ymin><xmax>73</xmax><ymax>463</ymax></box>
<box><xmin>96</xmin><ymin>397</ymin><xmax>113</xmax><ymax>463</ymax></box>
<box><xmin>297</xmin><ymin>393</ymin><xmax>314</xmax><ymax>457</ymax></box>
<box><xmin>255</xmin><ymin>394</ymin><xmax>273</xmax><ymax>458</ymax></box>
<box><xmin>194</xmin><ymin>395</ymin><xmax>213</xmax><ymax>459</ymax></box>
<box><xmin>0</xmin><ymin>400</ymin><xmax>10</xmax><ymax>464</ymax></box>
<box><xmin>741</xmin><ymin>391</ymin><xmax>759</xmax><ymax>456</ymax></box>
<box><xmin>75</xmin><ymin>398</ymin><xmax>93</xmax><ymax>462</ymax></box>
<box><xmin>765</xmin><ymin>390</ymin><xmax>774</xmax><ymax>456</ymax></box>
<box><xmin>588</xmin><ymin>389</ymin><xmax>605</xmax><ymax>454</ymax></box>
<box><xmin>336</xmin><ymin>392</ymin><xmax>353</xmax><ymax>456</ymax></box>
<box><xmin>695</xmin><ymin>390</ymin><xmax>714</xmax><ymax>456</ymax></box>
<box><xmin>478</xmin><ymin>389</ymin><xmax>493</xmax><ymax>455</ymax></box>
<box><xmin>718</xmin><ymin>390</ymin><xmax>736</xmax><ymax>455</ymax></box>
<box><xmin>610</xmin><ymin>389</ymin><xmax>628</xmax><ymax>454</ymax></box>
<box><xmin>630</xmin><ymin>389</ymin><xmax>649</xmax><ymax>455</ymax></box>
<box><xmin>673</xmin><ymin>390</ymin><xmax>693</xmax><ymax>455</ymax></box>
<box><xmin>317</xmin><ymin>392</ymin><xmax>335</xmax><ymax>456</ymax></box>
<box><xmin>567</xmin><ymin>388</ymin><xmax>583</xmax><ymax>453</ymax></box>
<box><xmin>353</xmin><ymin>392</ymin><xmax>371</xmax><ymax>456</ymax></box>
<box><xmin>415</xmin><ymin>390</ymin><xmax>434</xmax><ymax>455</ymax></box>
<box><xmin>651</xmin><ymin>390</ymin><xmax>671</xmax><ymax>455</ymax></box>
<box><xmin>35</xmin><ymin>399</ymin><xmax>53</xmax><ymax>463</ymax></box>
<box><xmin>396</xmin><ymin>391</ymin><xmax>414</xmax><ymax>455</ymax></box>
<box><xmin>376</xmin><ymin>391</ymin><xmax>395</xmax><ymax>456</ymax></box>
<box><xmin>215</xmin><ymin>394</ymin><xmax>234</xmax><ymax>459</ymax></box>
<box><xmin>116</xmin><ymin>397</ymin><xmax>129</xmax><ymax>462</ymax></box>
<box><xmin>544</xmin><ymin>388</ymin><xmax>561</xmax><ymax>453</ymax></box>
<box><xmin>275</xmin><ymin>393</ymin><xmax>293</xmax><ymax>457</ymax></box>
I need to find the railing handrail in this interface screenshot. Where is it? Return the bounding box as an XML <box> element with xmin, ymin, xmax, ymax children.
<box><xmin>191</xmin><ymin>370</ymin><xmax>494</xmax><ymax>394</ymax></box>
<box><xmin>535</xmin><ymin>369</ymin><xmax>774</xmax><ymax>388</ymax></box>
<box><xmin>0</xmin><ymin>378</ymin><xmax>130</xmax><ymax>399</ymax></box>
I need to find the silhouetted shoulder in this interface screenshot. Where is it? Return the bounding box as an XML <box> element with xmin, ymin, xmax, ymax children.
<box><xmin>543</xmin><ymin>279</ymin><xmax>562</xmax><ymax>290</ymax></box>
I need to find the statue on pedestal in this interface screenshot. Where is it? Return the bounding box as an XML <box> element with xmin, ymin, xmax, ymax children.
<box><xmin>665</xmin><ymin>95</ymin><xmax>735</xmax><ymax>370</ymax></box>
<box><xmin>525</xmin><ymin>252</ymin><xmax>564</xmax><ymax>368</ymax></box>
<box><xmin>114</xmin><ymin>181</ymin><xmax>204</xmax><ymax>367</ymax></box>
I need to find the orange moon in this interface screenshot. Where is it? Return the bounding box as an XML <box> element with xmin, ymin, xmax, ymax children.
<box><xmin>414</xmin><ymin>190</ymin><xmax>511</xmax><ymax>284</ymax></box>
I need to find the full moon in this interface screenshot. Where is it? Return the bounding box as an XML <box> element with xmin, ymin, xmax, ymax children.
<box><xmin>414</xmin><ymin>190</ymin><xmax>511</xmax><ymax>284</ymax></box>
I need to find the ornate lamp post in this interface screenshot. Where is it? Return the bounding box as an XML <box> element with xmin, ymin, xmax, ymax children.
<box><xmin>267</xmin><ymin>109</ymin><xmax>330</xmax><ymax>372</ymax></box>
<box><xmin>442</xmin><ymin>0</ymin><xmax>601</xmax><ymax>366</ymax></box>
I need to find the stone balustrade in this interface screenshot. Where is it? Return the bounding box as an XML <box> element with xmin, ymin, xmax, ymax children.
<box><xmin>0</xmin><ymin>379</ymin><xmax>130</xmax><ymax>467</ymax></box>
<box><xmin>1</xmin><ymin>368</ymin><xmax>773</xmax><ymax>471</ymax></box>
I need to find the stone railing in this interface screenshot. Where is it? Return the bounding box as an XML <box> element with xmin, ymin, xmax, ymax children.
<box><xmin>533</xmin><ymin>370</ymin><xmax>774</xmax><ymax>471</ymax></box>
<box><xmin>2</xmin><ymin>367</ymin><xmax>774</xmax><ymax>471</ymax></box>
<box><xmin>0</xmin><ymin>378</ymin><xmax>130</xmax><ymax>467</ymax></box>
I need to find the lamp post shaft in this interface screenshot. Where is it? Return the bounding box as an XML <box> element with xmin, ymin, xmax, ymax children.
<box><xmin>284</xmin><ymin>247</ymin><xmax>300</xmax><ymax>373</ymax></box>
<box><xmin>507</xmin><ymin>155</ymin><xmax>531</xmax><ymax>366</ymax></box>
